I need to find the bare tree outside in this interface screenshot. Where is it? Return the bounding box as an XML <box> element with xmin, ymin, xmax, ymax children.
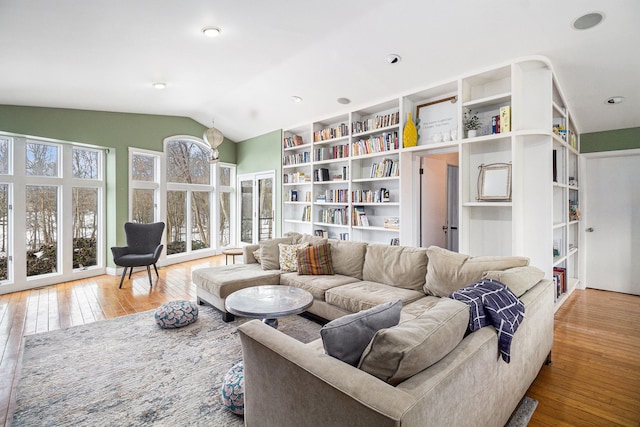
<box><xmin>166</xmin><ymin>140</ymin><xmax>211</xmax><ymax>254</ymax></box>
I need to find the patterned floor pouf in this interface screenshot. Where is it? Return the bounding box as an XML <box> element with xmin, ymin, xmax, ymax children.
<box><xmin>154</xmin><ymin>300</ymin><xmax>199</xmax><ymax>329</ymax></box>
<box><xmin>221</xmin><ymin>362</ymin><xmax>244</xmax><ymax>415</ymax></box>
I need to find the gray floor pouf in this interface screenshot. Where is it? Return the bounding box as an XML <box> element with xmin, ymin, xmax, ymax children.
<box><xmin>154</xmin><ymin>300</ymin><xmax>199</xmax><ymax>328</ymax></box>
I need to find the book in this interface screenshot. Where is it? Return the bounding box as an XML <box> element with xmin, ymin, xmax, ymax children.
<box><xmin>499</xmin><ymin>106</ymin><xmax>511</xmax><ymax>133</ymax></box>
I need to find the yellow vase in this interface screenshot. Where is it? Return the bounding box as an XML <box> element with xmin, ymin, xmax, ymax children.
<box><xmin>403</xmin><ymin>112</ymin><xmax>418</xmax><ymax>148</ymax></box>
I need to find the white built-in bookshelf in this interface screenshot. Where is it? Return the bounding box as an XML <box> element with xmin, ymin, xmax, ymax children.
<box><xmin>281</xmin><ymin>57</ymin><xmax>581</xmax><ymax>308</ymax></box>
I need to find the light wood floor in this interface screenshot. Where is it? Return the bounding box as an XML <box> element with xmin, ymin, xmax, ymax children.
<box><xmin>1</xmin><ymin>256</ymin><xmax>639</xmax><ymax>426</ymax></box>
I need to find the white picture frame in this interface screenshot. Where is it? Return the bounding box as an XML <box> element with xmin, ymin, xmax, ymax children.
<box><xmin>477</xmin><ymin>163</ymin><xmax>512</xmax><ymax>201</ymax></box>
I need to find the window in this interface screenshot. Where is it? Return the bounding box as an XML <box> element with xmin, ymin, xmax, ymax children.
<box><xmin>217</xmin><ymin>164</ymin><xmax>236</xmax><ymax>247</ymax></box>
<box><xmin>129</xmin><ymin>149</ymin><xmax>161</xmax><ymax>223</ymax></box>
<box><xmin>165</xmin><ymin>138</ymin><xmax>212</xmax><ymax>256</ymax></box>
<box><xmin>0</xmin><ymin>133</ymin><xmax>105</xmax><ymax>292</ymax></box>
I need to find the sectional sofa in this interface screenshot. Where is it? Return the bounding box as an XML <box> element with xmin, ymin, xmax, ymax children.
<box><xmin>192</xmin><ymin>233</ymin><xmax>554</xmax><ymax>426</ymax></box>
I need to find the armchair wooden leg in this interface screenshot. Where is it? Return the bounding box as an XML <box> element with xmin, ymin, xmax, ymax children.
<box><xmin>153</xmin><ymin>263</ymin><xmax>159</xmax><ymax>277</ymax></box>
<box><xmin>118</xmin><ymin>267</ymin><xmax>128</xmax><ymax>289</ymax></box>
<box><xmin>128</xmin><ymin>267</ymin><xmax>133</xmax><ymax>279</ymax></box>
<box><xmin>146</xmin><ymin>265</ymin><xmax>153</xmax><ymax>287</ymax></box>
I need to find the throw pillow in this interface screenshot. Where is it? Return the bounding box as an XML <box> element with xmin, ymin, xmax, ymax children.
<box><xmin>358</xmin><ymin>298</ymin><xmax>469</xmax><ymax>385</ymax></box>
<box><xmin>482</xmin><ymin>266</ymin><xmax>545</xmax><ymax>297</ymax></box>
<box><xmin>252</xmin><ymin>249</ymin><xmax>262</xmax><ymax>265</ymax></box>
<box><xmin>320</xmin><ymin>300</ymin><xmax>402</xmax><ymax>366</ymax></box>
<box><xmin>424</xmin><ymin>246</ymin><xmax>529</xmax><ymax>297</ymax></box>
<box><xmin>297</xmin><ymin>242</ymin><xmax>335</xmax><ymax>275</ymax></box>
<box><xmin>278</xmin><ymin>243</ymin><xmax>309</xmax><ymax>272</ymax></box>
<box><xmin>259</xmin><ymin>237</ymin><xmax>293</xmax><ymax>270</ymax></box>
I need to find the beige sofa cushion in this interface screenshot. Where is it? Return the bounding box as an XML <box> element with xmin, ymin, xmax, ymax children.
<box><xmin>325</xmin><ymin>281</ymin><xmax>424</xmax><ymax>313</ymax></box>
<box><xmin>192</xmin><ymin>264</ymin><xmax>281</xmax><ymax>299</ymax></box>
<box><xmin>363</xmin><ymin>244</ymin><xmax>428</xmax><ymax>291</ymax></box>
<box><xmin>358</xmin><ymin>298</ymin><xmax>469</xmax><ymax>385</ymax></box>
<box><xmin>278</xmin><ymin>242</ymin><xmax>309</xmax><ymax>272</ymax></box>
<box><xmin>482</xmin><ymin>266</ymin><xmax>545</xmax><ymax>297</ymax></box>
<box><xmin>424</xmin><ymin>246</ymin><xmax>529</xmax><ymax>297</ymax></box>
<box><xmin>328</xmin><ymin>239</ymin><xmax>367</xmax><ymax>279</ymax></box>
<box><xmin>259</xmin><ymin>237</ymin><xmax>293</xmax><ymax>270</ymax></box>
<box><xmin>280</xmin><ymin>273</ymin><xmax>359</xmax><ymax>300</ymax></box>
<box><xmin>321</xmin><ymin>300</ymin><xmax>402</xmax><ymax>366</ymax></box>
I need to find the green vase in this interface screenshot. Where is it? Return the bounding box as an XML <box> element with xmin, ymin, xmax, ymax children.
<box><xmin>403</xmin><ymin>112</ymin><xmax>417</xmax><ymax>148</ymax></box>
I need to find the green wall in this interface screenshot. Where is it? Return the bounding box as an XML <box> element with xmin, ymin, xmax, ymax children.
<box><xmin>237</xmin><ymin>129</ymin><xmax>283</xmax><ymax>235</ymax></box>
<box><xmin>581</xmin><ymin>127</ymin><xmax>640</xmax><ymax>153</ymax></box>
<box><xmin>0</xmin><ymin>104</ymin><xmax>237</xmax><ymax>266</ymax></box>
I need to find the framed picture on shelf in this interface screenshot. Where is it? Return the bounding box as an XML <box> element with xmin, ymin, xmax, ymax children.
<box><xmin>476</xmin><ymin>163</ymin><xmax>512</xmax><ymax>201</ymax></box>
<box><xmin>416</xmin><ymin>96</ymin><xmax>458</xmax><ymax>144</ymax></box>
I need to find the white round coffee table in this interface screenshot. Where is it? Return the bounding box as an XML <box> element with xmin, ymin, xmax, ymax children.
<box><xmin>225</xmin><ymin>285</ymin><xmax>313</xmax><ymax>328</ymax></box>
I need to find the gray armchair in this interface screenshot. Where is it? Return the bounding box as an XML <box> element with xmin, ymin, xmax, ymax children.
<box><xmin>111</xmin><ymin>222</ymin><xmax>165</xmax><ymax>289</ymax></box>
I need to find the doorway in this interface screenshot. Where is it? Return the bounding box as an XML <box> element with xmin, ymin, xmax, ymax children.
<box><xmin>238</xmin><ymin>171</ymin><xmax>276</xmax><ymax>245</ymax></box>
<box><xmin>420</xmin><ymin>153</ymin><xmax>459</xmax><ymax>250</ymax></box>
<box><xmin>584</xmin><ymin>151</ymin><xmax>640</xmax><ymax>295</ymax></box>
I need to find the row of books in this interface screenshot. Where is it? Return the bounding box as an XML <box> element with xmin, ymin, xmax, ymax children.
<box><xmin>553</xmin><ymin>267</ymin><xmax>567</xmax><ymax>301</ymax></box>
<box><xmin>390</xmin><ymin>238</ymin><xmax>400</xmax><ymax>246</ymax></box>
<box><xmin>283</xmin><ymin>135</ymin><xmax>304</xmax><ymax>149</ymax></box>
<box><xmin>313</xmin><ymin>123</ymin><xmax>349</xmax><ymax>142</ymax></box>
<box><xmin>314</xmin><ymin>229</ymin><xmax>349</xmax><ymax>240</ymax></box>
<box><xmin>315</xmin><ymin>145</ymin><xmax>348</xmax><ymax>161</ymax></box>
<box><xmin>301</xmin><ymin>206</ymin><xmax>312</xmax><ymax>222</ymax></box>
<box><xmin>352</xmin><ymin>188</ymin><xmax>390</xmax><ymax>204</ymax></box>
<box><xmin>286</xmin><ymin>190</ymin><xmax>310</xmax><ymax>202</ymax></box>
<box><xmin>314</xmin><ymin>166</ymin><xmax>349</xmax><ymax>182</ymax></box>
<box><xmin>352</xmin><ymin>112</ymin><xmax>400</xmax><ymax>134</ymax></box>
<box><xmin>316</xmin><ymin>188</ymin><xmax>349</xmax><ymax>203</ymax></box>
<box><xmin>352</xmin><ymin>206</ymin><xmax>369</xmax><ymax>226</ymax></box>
<box><xmin>283</xmin><ymin>172</ymin><xmax>310</xmax><ymax>184</ymax></box>
<box><xmin>318</xmin><ymin>207</ymin><xmax>349</xmax><ymax>225</ymax></box>
<box><xmin>370</xmin><ymin>158</ymin><xmax>399</xmax><ymax>178</ymax></box>
<box><xmin>283</xmin><ymin>151</ymin><xmax>310</xmax><ymax>166</ymax></box>
<box><xmin>352</xmin><ymin>132</ymin><xmax>399</xmax><ymax>156</ymax></box>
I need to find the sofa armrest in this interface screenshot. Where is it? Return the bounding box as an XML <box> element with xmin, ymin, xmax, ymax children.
<box><xmin>243</xmin><ymin>244</ymin><xmax>260</xmax><ymax>264</ymax></box>
<box><xmin>238</xmin><ymin>320</ymin><xmax>415</xmax><ymax>427</ymax></box>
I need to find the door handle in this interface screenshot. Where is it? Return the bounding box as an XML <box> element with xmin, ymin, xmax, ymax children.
<box><xmin>586</xmin><ymin>227</ymin><xmax>594</xmax><ymax>232</ymax></box>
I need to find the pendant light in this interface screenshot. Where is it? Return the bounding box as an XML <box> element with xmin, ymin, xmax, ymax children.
<box><xmin>203</xmin><ymin>119</ymin><xmax>224</xmax><ymax>163</ymax></box>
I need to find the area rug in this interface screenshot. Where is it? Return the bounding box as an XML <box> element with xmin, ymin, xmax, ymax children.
<box><xmin>12</xmin><ymin>305</ymin><xmax>322</xmax><ymax>427</ymax></box>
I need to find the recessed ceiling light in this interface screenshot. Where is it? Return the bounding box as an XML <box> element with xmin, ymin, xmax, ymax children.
<box><xmin>152</xmin><ymin>82</ymin><xmax>166</xmax><ymax>90</ymax></box>
<box><xmin>202</xmin><ymin>26</ymin><xmax>222</xmax><ymax>37</ymax></box>
<box><xmin>291</xmin><ymin>96</ymin><xmax>303</xmax><ymax>103</ymax></box>
<box><xmin>605</xmin><ymin>96</ymin><xmax>625</xmax><ymax>105</ymax></box>
<box><xmin>337</xmin><ymin>98</ymin><xmax>351</xmax><ymax>105</ymax></box>
<box><xmin>386</xmin><ymin>54</ymin><xmax>401</xmax><ymax>64</ymax></box>
<box><xmin>572</xmin><ymin>12</ymin><xmax>604</xmax><ymax>30</ymax></box>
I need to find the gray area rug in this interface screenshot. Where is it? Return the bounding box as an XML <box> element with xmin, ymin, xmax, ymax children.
<box><xmin>13</xmin><ymin>305</ymin><xmax>321</xmax><ymax>427</ymax></box>
<box><xmin>14</xmin><ymin>305</ymin><xmax>538</xmax><ymax>426</ymax></box>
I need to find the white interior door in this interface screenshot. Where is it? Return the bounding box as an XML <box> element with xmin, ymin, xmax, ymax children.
<box><xmin>585</xmin><ymin>152</ymin><xmax>640</xmax><ymax>295</ymax></box>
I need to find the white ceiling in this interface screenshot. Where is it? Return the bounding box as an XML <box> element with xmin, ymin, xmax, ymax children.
<box><xmin>0</xmin><ymin>0</ymin><xmax>638</xmax><ymax>143</ymax></box>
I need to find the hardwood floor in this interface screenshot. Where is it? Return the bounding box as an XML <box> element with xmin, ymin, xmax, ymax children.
<box><xmin>1</xmin><ymin>258</ymin><xmax>639</xmax><ymax>426</ymax></box>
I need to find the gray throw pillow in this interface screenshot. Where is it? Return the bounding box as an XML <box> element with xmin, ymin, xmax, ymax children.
<box><xmin>320</xmin><ymin>300</ymin><xmax>402</xmax><ymax>366</ymax></box>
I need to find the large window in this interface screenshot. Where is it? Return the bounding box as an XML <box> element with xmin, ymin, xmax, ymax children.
<box><xmin>0</xmin><ymin>133</ymin><xmax>105</xmax><ymax>293</ymax></box>
<box><xmin>165</xmin><ymin>138</ymin><xmax>212</xmax><ymax>255</ymax></box>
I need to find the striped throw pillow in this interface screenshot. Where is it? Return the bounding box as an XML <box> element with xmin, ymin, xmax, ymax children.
<box><xmin>297</xmin><ymin>242</ymin><xmax>335</xmax><ymax>275</ymax></box>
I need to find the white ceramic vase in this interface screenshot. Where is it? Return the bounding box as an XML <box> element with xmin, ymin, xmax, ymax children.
<box><xmin>467</xmin><ymin>129</ymin><xmax>478</xmax><ymax>138</ymax></box>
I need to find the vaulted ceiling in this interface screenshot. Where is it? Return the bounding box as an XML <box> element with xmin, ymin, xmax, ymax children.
<box><xmin>0</xmin><ymin>0</ymin><xmax>638</xmax><ymax>142</ymax></box>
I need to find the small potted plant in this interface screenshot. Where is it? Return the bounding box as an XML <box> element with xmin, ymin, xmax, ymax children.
<box><xmin>464</xmin><ymin>110</ymin><xmax>481</xmax><ymax>138</ymax></box>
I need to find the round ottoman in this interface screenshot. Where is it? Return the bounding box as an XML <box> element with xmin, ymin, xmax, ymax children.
<box><xmin>154</xmin><ymin>300</ymin><xmax>198</xmax><ymax>329</ymax></box>
<box><xmin>221</xmin><ymin>361</ymin><xmax>244</xmax><ymax>415</ymax></box>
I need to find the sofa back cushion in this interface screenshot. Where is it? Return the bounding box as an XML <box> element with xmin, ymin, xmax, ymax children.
<box><xmin>424</xmin><ymin>246</ymin><xmax>530</xmax><ymax>297</ymax></box>
<box><xmin>482</xmin><ymin>266</ymin><xmax>544</xmax><ymax>297</ymax></box>
<box><xmin>328</xmin><ymin>239</ymin><xmax>367</xmax><ymax>279</ymax></box>
<box><xmin>363</xmin><ymin>245</ymin><xmax>428</xmax><ymax>291</ymax></box>
<box><xmin>358</xmin><ymin>298</ymin><xmax>469</xmax><ymax>385</ymax></box>
<box><xmin>259</xmin><ymin>237</ymin><xmax>294</xmax><ymax>270</ymax></box>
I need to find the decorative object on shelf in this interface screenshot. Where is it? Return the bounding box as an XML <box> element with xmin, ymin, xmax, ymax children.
<box><xmin>464</xmin><ymin>109</ymin><xmax>481</xmax><ymax>138</ymax></box>
<box><xmin>476</xmin><ymin>163</ymin><xmax>512</xmax><ymax>201</ymax></box>
<box><xmin>402</xmin><ymin>112</ymin><xmax>418</xmax><ymax>147</ymax></box>
<box><xmin>203</xmin><ymin>119</ymin><xmax>225</xmax><ymax>163</ymax></box>
<box><xmin>416</xmin><ymin>96</ymin><xmax>458</xmax><ymax>144</ymax></box>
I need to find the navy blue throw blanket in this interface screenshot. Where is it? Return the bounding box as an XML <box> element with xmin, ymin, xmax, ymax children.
<box><xmin>449</xmin><ymin>279</ymin><xmax>525</xmax><ymax>363</ymax></box>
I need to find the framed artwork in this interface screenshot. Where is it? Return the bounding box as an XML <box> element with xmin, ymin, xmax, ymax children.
<box><xmin>477</xmin><ymin>163</ymin><xmax>512</xmax><ymax>201</ymax></box>
<box><xmin>416</xmin><ymin>96</ymin><xmax>458</xmax><ymax>144</ymax></box>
